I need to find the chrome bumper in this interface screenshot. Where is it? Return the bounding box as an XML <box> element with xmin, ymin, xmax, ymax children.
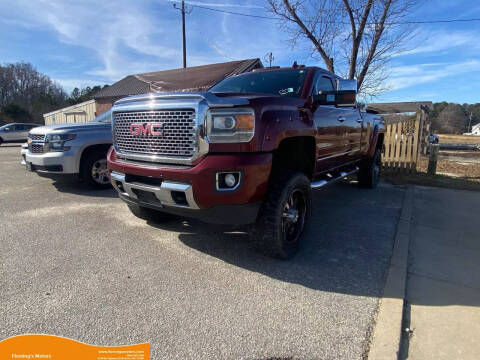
<box><xmin>110</xmin><ymin>171</ymin><xmax>199</xmax><ymax>209</ymax></box>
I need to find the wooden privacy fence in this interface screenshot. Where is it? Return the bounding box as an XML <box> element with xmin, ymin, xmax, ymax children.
<box><xmin>367</xmin><ymin>102</ymin><xmax>432</xmax><ymax>173</ymax></box>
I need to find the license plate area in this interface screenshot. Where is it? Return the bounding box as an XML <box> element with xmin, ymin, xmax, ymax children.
<box><xmin>132</xmin><ymin>188</ymin><xmax>161</xmax><ymax>206</ymax></box>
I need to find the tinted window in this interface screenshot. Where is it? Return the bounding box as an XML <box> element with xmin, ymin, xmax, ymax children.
<box><xmin>14</xmin><ymin>124</ymin><xmax>25</xmax><ymax>131</ymax></box>
<box><xmin>210</xmin><ymin>69</ymin><xmax>309</xmax><ymax>97</ymax></box>
<box><xmin>315</xmin><ymin>76</ymin><xmax>334</xmax><ymax>93</ymax></box>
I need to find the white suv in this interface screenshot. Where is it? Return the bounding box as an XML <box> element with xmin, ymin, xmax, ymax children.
<box><xmin>25</xmin><ymin>110</ymin><xmax>113</xmax><ymax>188</ymax></box>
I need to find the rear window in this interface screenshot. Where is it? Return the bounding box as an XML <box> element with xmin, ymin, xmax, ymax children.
<box><xmin>210</xmin><ymin>69</ymin><xmax>309</xmax><ymax>98</ymax></box>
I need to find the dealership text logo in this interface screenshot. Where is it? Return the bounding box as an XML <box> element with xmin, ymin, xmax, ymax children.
<box><xmin>129</xmin><ymin>123</ymin><xmax>163</xmax><ymax>136</ymax></box>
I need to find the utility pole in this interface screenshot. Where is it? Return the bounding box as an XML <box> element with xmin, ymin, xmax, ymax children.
<box><xmin>468</xmin><ymin>112</ymin><xmax>473</xmax><ymax>133</ymax></box>
<box><xmin>173</xmin><ymin>1</ymin><xmax>189</xmax><ymax>68</ymax></box>
<box><xmin>264</xmin><ymin>52</ymin><xmax>274</xmax><ymax>67</ymax></box>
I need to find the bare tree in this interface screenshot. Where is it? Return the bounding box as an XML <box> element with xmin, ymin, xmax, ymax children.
<box><xmin>0</xmin><ymin>62</ymin><xmax>67</xmax><ymax>123</ymax></box>
<box><xmin>268</xmin><ymin>0</ymin><xmax>417</xmax><ymax>96</ymax></box>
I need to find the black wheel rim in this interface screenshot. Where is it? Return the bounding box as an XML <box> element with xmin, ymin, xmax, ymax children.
<box><xmin>282</xmin><ymin>189</ymin><xmax>307</xmax><ymax>244</ymax></box>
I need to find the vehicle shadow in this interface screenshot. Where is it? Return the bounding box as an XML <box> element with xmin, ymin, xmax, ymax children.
<box><xmin>51</xmin><ymin>179</ymin><xmax>117</xmax><ymax>198</ymax></box>
<box><xmin>146</xmin><ymin>181</ymin><xmax>406</xmax><ymax>300</ymax></box>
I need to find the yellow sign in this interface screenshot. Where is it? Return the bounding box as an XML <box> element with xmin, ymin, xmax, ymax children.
<box><xmin>0</xmin><ymin>335</ymin><xmax>150</xmax><ymax>360</ymax></box>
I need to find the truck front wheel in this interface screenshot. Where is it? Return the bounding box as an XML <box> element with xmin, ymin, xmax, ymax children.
<box><xmin>127</xmin><ymin>204</ymin><xmax>176</xmax><ymax>223</ymax></box>
<box><xmin>254</xmin><ymin>172</ymin><xmax>312</xmax><ymax>259</ymax></box>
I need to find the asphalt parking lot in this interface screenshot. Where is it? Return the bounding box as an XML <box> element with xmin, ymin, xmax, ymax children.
<box><xmin>0</xmin><ymin>144</ymin><xmax>405</xmax><ymax>360</ymax></box>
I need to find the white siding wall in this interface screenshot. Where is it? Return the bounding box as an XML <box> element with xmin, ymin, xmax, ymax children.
<box><xmin>43</xmin><ymin>100</ymin><xmax>97</xmax><ymax>125</ymax></box>
<box><xmin>472</xmin><ymin>124</ymin><xmax>480</xmax><ymax>135</ymax></box>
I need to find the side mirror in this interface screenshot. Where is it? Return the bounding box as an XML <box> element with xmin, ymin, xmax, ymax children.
<box><xmin>312</xmin><ymin>90</ymin><xmax>357</xmax><ymax>106</ymax></box>
<box><xmin>4</xmin><ymin>127</ymin><xmax>10</xmax><ymax>132</ymax></box>
<box><xmin>336</xmin><ymin>79</ymin><xmax>357</xmax><ymax>92</ymax></box>
<box><xmin>312</xmin><ymin>78</ymin><xmax>357</xmax><ymax>107</ymax></box>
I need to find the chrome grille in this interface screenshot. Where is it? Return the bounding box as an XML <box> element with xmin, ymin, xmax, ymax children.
<box><xmin>29</xmin><ymin>143</ymin><xmax>45</xmax><ymax>154</ymax></box>
<box><xmin>113</xmin><ymin>110</ymin><xmax>197</xmax><ymax>158</ymax></box>
<box><xmin>29</xmin><ymin>134</ymin><xmax>45</xmax><ymax>141</ymax></box>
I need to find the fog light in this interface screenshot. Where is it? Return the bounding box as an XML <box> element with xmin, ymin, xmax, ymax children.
<box><xmin>224</xmin><ymin>173</ymin><xmax>236</xmax><ymax>187</ymax></box>
<box><xmin>216</xmin><ymin>172</ymin><xmax>241</xmax><ymax>191</ymax></box>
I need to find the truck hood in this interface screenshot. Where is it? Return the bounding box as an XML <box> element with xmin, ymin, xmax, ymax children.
<box><xmin>29</xmin><ymin>121</ymin><xmax>111</xmax><ymax>135</ymax></box>
<box><xmin>113</xmin><ymin>91</ymin><xmax>308</xmax><ymax>110</ymax></box>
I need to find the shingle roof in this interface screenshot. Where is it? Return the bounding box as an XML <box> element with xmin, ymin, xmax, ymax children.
<box><xmin>94</xmin><ymin>59</ymin><xmax>262</xmax><ymax>99</ymax></box>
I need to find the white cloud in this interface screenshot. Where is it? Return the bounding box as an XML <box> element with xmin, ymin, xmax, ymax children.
<box><xmin>395</xmin><ymin>29</ymin><xmax>480</xmax><ymax>57</ymax></box>
<box><xmin>387</xmin><ymin>60</ymin><xmax>480</xmax><ymax>90</ymax></box>
<box><xmin>1</xmin><ymin>0</ymin><xmax>182</xmax><ymax>81</ymax></box>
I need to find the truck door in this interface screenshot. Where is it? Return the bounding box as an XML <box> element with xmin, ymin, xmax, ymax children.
<box><xmin>313</xmin><ymin>75</ymin><xmax>346</xmax><ymax>171</ymax></box>
<box><xmin>340</xmin><ymin>106</ymin><xmax>364</xmax><ymax>162</ymax></box>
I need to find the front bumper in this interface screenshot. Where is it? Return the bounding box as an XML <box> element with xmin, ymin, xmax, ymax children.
<box><xmin>20</xmin><ymin>143</ymin><xmax>28</xmax><ymax>166</ymax></box>
<box><xmin>107</xmin><ymin>149</ymin><xmax>272</xmax><ymax>224</ymax></box>
<box><xmin>25</xmin><ymin>148</ymin><xmax>79</xmax><ymax>174</ymax></box>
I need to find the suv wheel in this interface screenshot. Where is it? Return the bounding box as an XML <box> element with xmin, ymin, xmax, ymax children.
<box><xmin>358</xmin><ymin>148</ymin><xmax>381</xmax><ymax>188</ymax></box>
<box><xmin>127</xmin><ymin>204</ymin><xmax>176</xmax><ymax>223</ymax></box>
<box><xmin>254</xmin><ymin>172</ymin><xmax>311</xmax><ymax>259</ymax></box>
<box><xmin>81</xmin><ymin>151</ymin><xmax>111</xmax><ymax>189</ymax></box>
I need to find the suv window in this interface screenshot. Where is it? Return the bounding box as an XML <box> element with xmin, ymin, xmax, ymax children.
<box><xmin>315</xmin><ymin>76</ymin><xmax>334</xmax><ymax>93</ymax></box>
<box><xmin>14</xmin><ymin>124</ymin><xmax>25</xmax><ymax>131</ymax></box>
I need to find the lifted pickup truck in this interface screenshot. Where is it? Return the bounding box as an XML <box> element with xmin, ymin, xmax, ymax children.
<box><xmin>108</xmin><ymin>66</ymin><xmax>384</xmax><ymax>258</ymax></box>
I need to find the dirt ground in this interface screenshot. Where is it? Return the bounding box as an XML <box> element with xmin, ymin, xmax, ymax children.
<box><xmin>438</xmin><ymin>134</ymin><xmax>480</xmax><ymax>145</ymax></box>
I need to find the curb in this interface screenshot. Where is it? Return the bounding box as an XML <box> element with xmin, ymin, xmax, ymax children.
<box><xmin>368</xmin><ymin>186</ymin><xmax>413</xmax><ymax>359</ymax></box>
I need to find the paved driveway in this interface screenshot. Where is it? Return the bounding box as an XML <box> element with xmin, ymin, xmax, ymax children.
<box><xmin>0</xmin><ymin>145</ymin><xmax>404</xmax><ymax>359</ymax></box>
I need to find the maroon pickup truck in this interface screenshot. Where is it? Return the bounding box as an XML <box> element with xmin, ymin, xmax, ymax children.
<box><xmin>107</xmin><ymin>65</ymin><xmax>384</xmax><ymax>259</ymax></box>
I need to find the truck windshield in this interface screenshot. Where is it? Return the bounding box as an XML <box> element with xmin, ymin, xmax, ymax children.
<box><xmin>210</xmin><ymin>69</ymin><xmax>308</xmax><ymax>98</ymax></box>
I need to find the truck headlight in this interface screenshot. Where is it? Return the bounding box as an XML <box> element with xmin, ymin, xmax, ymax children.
<box><xmin>206</xmin><ymin>108</ymin><xmax>255</xmax><ymax>143</ymax></box>
<box><xmin>46</xmin><ymin>134</ymin><xmax>76</xmax><ymax>151</ymax></box>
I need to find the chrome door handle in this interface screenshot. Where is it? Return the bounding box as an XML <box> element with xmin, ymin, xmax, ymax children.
<box><xmin>356</xmin><ymin>118</ymin><xmax>363</xmax><ymax>123</ymax></box>
<box><xmin>337</xmin><ymin>116</ymin><xmax>346</xmax><ymax>122</ymax></box>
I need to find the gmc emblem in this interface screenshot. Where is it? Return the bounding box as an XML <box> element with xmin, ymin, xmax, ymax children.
<box><xmin>129</xmin><ymin>123</ymin><xmax>163</xmax><ymax>136</ymax></box>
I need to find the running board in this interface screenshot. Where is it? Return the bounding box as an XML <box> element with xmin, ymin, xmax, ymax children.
<box><xmin>310</xmin><ymin>167</ymin><xmax>359</xmax><ymax>189</ymax></box>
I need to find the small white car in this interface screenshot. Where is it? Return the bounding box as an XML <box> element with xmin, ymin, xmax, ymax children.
<box><xmin>0</xmin><ymin>123</ymin><xmax>40</xmax><ymax>145</ymax></box>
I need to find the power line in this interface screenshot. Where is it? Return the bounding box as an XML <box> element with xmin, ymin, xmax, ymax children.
<box><xmin>170</xmin><ymin>2</ymin><xmax>480</xmax><ymax>25</ymax></box>
<box><xmin>182</xmin><ymin>2</ymin><xmax>279</xmax><ymax>19</ymax></box>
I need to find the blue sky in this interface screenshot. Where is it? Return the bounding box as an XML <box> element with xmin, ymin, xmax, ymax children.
<box><xmin>1</xmin><ymin>0</ymin><xmax>479</xmax><ymax>104</ymax></box>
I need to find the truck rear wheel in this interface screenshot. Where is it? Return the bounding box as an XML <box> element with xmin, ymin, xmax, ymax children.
<box><xmin>358</xmin><ymin>148</ymin><xmax>381</xmax><ymax>188</ymax></box>
<box><xmin>254</xmin><ymin>172</ymin><xmax>311</xmax><ymax>259</ymax></box>
<box><xmin>127</xmin><ymin>204</ymin><xmax>176</xmax><ymax>223</ymax></box>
